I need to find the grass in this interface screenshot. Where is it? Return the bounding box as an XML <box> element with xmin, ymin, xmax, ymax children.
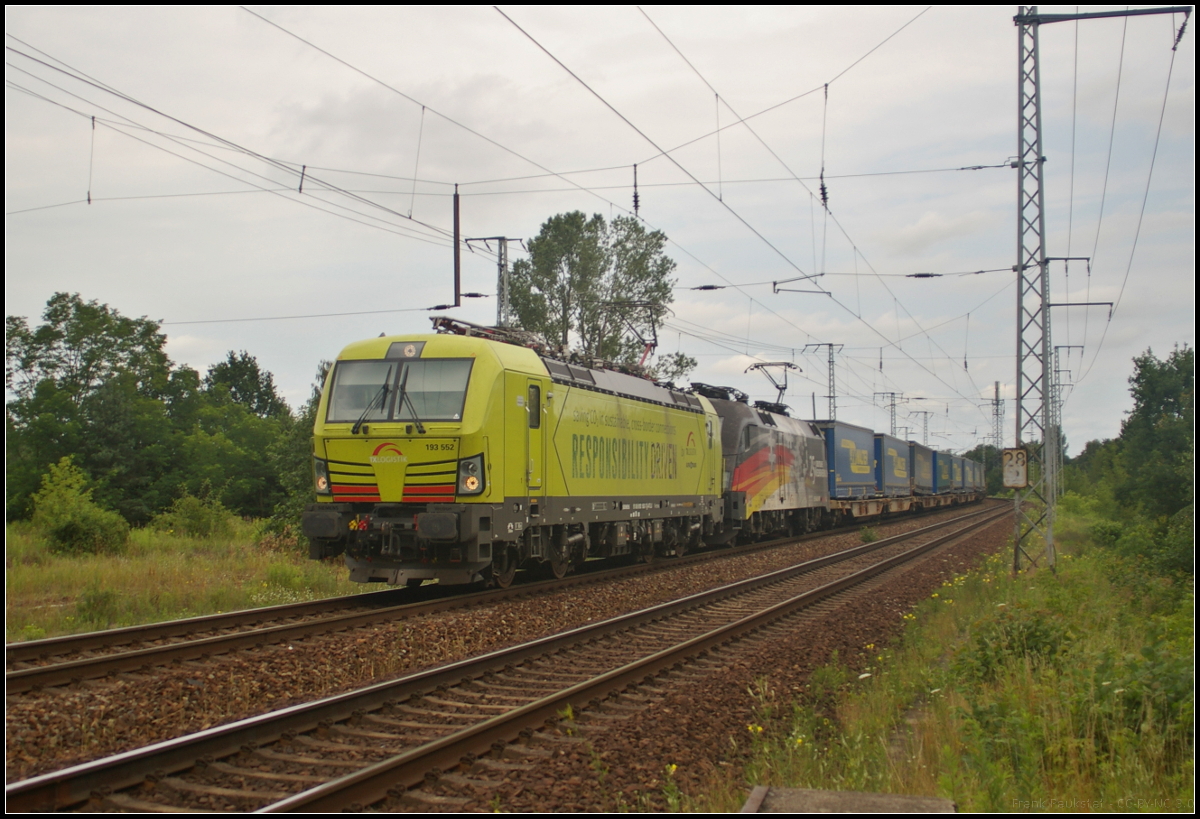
<box><xmin>5</xmin><ymin>520</ymin><xmax>372</xmax><ymax>642</ymax></box>
<box><xmin>684</xmin><ymin>504</ymin><xmax>1194</xmax><ymax>812</ymax></box>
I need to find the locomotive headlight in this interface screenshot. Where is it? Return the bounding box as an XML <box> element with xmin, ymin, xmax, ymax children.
<box><xmin>457</xmin><ymin>454</ymin><xmax>486</xmax><ymax>495</ymax></box>
<box><xmin>314</xmin><ymin>457</ymin><xmax>332</xmax><ymax>495</ymax></box>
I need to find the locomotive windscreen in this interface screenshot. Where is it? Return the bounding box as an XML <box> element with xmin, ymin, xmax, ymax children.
<box><xmin>326</xmin><ymin>359</ymin><xmax>473</xmax><ymax>423</ymax></box>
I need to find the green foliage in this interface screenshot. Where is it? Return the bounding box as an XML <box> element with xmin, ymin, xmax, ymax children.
<box><xmin>1117</xmin><ymin>346</ymin><xmax>1194</xmax><ymax>520</ymax></box>
<box><xmin>510</xmin><ymin>211</ymin><xmax>607</xmax><ymax>349</ymax></box>
<box><xmin>152</xmin><ymin>488</ymin><xmax>237</xmax><ymax>539</ymax></box>
<box><xmin>858</xmin><ymin>526</ymin><xmax>878</xmax><ymax>544</ymax></box>
<box><xmin>179</xmin><ymin>400</ymin><xmax>287</xmax><ymax>517</ymax></box>
<box><xmin>31</xmin><ymin>457</ymin><xmax>129</xmax><ymax>554</ymax></box>
<box><xmin>7</xmin><ymin>294</ymin><xmax>176</xmax><ymax>522</ymax></box>
<box><xmin>1088</xmin><ymin>519</ymin><xmax>1124</xmax><ymax>548</ymax></box>
<box><xmin>264</xmin><ymin>360</ymin><xmax>332</xmax><ymax>547</ymax></box>
<box><xmin>651</xmin><ymin>350</ymin><xmax>699</xmax><ymax>385</ymax></box>
<box><xmin>1109</xmin><ymin>512</ymin><xmax>1195</xmax><ymax>578</ymax></box>
<box><xmin>75</xmin><ymin>585</ymin><xmax>121</xmax><ymax>629</ymax></box>
<box><xmin>509</xmin><ymin>212</ymin><xmax>693</xmax><ymax>378</ymax></box>
<box><xmin>953</xmin><ymin>603</ymin><xmax>1071</xmax><ymax>684</ymax></box>
<box><xmin>6</xmin><ymin>518</ymin><xmax>371</xmax><ymax>642</ymax></box>
<box><xmin>204</xmin><ymin>350</ymin><xmax>289</xmax><ymax>419</ymax></box>
<box><xmin>7</xmin><ymin>294</ymin><xmax>301</xmax><ymax>524</ymax></box>
<box><xmin>1090</xmin><ymin>619</ymin><xmax>1195</xmax><ymax>753</ymax></box>
<box><xmin>1063</xmin><ymin>346</ymin><xmax>1194</xmax><ymax>575</ymax></box>
<box><xmin>701</xmin><ymin>537</ymin><xmax>1194</xmax><ymax>814</ymax></box>
<box><xmin>6</xmin><ymin>292</ymin><xmax>171</xmax><ymax>402</ymax></box>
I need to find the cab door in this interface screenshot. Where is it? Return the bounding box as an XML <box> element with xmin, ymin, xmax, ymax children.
<box><xmin>526</xmin><ymin>379</ymin><xmax>545</xmax><ymax>491</ymax></box>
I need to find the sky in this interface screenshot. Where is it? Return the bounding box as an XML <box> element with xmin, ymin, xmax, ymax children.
<box><xmin>5</xmin><ymin>5</ymin><xmax>1195</xmax><ymax>456</ymax></box>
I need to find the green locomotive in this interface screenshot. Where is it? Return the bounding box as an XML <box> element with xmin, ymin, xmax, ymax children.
<box><xmin>302</xmin><ymin>319</ymin><xmax>725</xmax><ymax>588</ymax></box>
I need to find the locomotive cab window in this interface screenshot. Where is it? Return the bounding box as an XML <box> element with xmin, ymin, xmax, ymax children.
<box><xmin>528</xmin><ymin>384</ymin><xmax>541</xmax><ymax>429</ymax></box>
<box><xmin>326</xmin><ymin>359</ymin><xmax>473</xmax><ymax>423</ymax></box>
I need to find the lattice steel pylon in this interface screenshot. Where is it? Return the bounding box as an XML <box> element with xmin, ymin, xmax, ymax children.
<box><xmin>465</xmin><ymin>236</ymin><xmax>516</xmax><ymax>327</ymax></box>
<box><xmin>992</xmin><ymin>381</ymin><xmax>1005</xmax><ymax>453</ymax></box>
<box><xmin>803</xmin><ymin>343</ymin><xmax>842</xmax><ymax>420</ymax></box>
<box><xmin>1011</xmin><ymin>4</ymin><xmax>1188</xmax><ymax>572</ymax></box>
<box><xmin>1013</xmin><ymin>6</ymin><xmax>1054</xmax><ymax>573</ymax></box>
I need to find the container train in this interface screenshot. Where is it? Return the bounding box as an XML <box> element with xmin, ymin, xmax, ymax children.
<box><xmin>301</xmin><ymin>319</ymin><xmax>985</xmax><ymax>588</ymax></box>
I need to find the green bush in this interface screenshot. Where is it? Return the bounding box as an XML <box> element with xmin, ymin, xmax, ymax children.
<box><xmin>76</xmin><ymin>585</ymin><xmax>121</xmax><ymax>629</ymax></box>
<box><xmin>859</xmin><ymin>526</ymin><xmax>878</xmax><ymax>544</ymax></box>
<box><xmin>1106</xmin><ymin>512</ymin><xmax>1194</xmax><ymax>579</ymax></box>
<box><xmin>1089</xmin><ymin>519</ymin><xmax>1124</xmax><ymax>548</ymax></box>
<box><xmin>953</xmin><ymin>603</ymin><xmax>1072</xmax><ymax>683</ymax></box>
<box><xmin>152</xmin><ymin>489</ymin><xmax>236</xmax><ymax>539</ymax></box>
<box><xmin>31</xmin><ymin>457</ymin><xmax>129</xmax><ymax>554</ymax></box>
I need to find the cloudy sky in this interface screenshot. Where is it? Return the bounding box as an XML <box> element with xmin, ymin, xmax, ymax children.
<box><xmin>6</xmin><ymin>5</ymin><xmax>1194</xmax><ymax>454</ymax></box>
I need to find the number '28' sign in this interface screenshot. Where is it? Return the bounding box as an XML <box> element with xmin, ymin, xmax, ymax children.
<box><xmin>1003</xmin><ymin>448</ymin><xmax>1028</xmax><ymax>488</ymax></box>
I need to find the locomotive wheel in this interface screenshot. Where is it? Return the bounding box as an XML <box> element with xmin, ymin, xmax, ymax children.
<box><xmin>548</xmin><ymin>546</ymin><xmax>570</xmax><ymax>580</ymax></box>
<box><xmin>492</xmin><ymin>546</ymin><xmax>518</xmax><ymax>589</ymax></box>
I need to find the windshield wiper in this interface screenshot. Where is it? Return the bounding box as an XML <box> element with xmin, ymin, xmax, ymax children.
<box><xmin>396</xmin><ymin>366</ymin><xmax>426</xmax><ymax>434</ymax></box>
<box><xmin>351</xmin><ymin>365</ymin><xmax>392</xmax><ymax>435</ymax></box>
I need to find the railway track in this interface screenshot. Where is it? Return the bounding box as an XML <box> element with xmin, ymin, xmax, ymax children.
<box><xmin>6</xmin><ymin>504</ymin><xmax>1008</xmax><ymax>812</ymax></box>
<box><xmin>6</xmin><ymin>503</ymin><xmax>986</xmax><ymax>694</ymax></box>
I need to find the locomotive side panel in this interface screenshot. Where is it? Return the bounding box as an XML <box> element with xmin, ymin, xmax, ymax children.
<box><xmin>708</xmin><ymin>398</ymin><xmax>829</xmax><ymax>537</ymax></box>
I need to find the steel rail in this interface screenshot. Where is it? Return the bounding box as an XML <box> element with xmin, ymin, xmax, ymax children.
<box><xmin>7</xmin><ymin>501</ymin><xmax>991</xmax><ymax>691</ymax></box>
<box><xmin>6</xmin><ymin>504</ymin><xmax>1005</xmax><ymax>812</ymax></box>
<box><xmin>266</xmin><ymin>504</ymin><xmax>1010</xmax><ymax>811</ymax></box>
<box><xmin>5</xmin><ymin>588</ymin><xmax>405</xmax><ymax>664</ymax></box>
<box><xmin>4</xmin><ymin>510</ymin><xmax>862</xmax><ymax>663</ymax></box>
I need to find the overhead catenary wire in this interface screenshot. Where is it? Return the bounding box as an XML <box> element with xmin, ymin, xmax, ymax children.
<box><xmin>1074</xmin><ymin>16</ymin><xmax>1184</xmax><ymax>388</ymax></box>
<box><xmin>495</xmin><ymin>6</ymin><xmax>822</xmax><ymax>286</ymax></box>
<box><xmin>632</xmin><ymin>5</ymin><xmax>934</xmax><ymax>169</ymax></box>
<box><xmin>1082</xmin><ymin>14</ymin><xmax>1130</xmax><ymax>357</ymax></box>
<box><xmin>6</xmin><ymin>41</ymin><xmax>444</xmax><ymax>236</ymax></box>
<box><xmin>233</xmin><ymin>5</ymin><xmax>840</xmax><ymax>347</ymax></box>
<box><xmin>629</xmin><ymin>6</ymin><xmax>992</xmax><ymax>424</ymax></box>
<box><xmin>6</xmin><ymin>77</ymin><xmax>459</xmax><ymax>249</ymax></box>
<box><xmin>4</xmin><ymin>53</ymin><xmax>467</xmax><ymax>251</ymax></box>
<box><xmin>7</xmin><ymin>7</ymin><xmax>1089</xmax><ymax>439</ymax></box>
<box><xmin>164</xmin><ymin>306</ymin><xmax>436</xmax><ymax>326</ymax></box>
<box><xmin>11</xmin><ymin>29</ymin><xmax>814</xmax><ymax>350</ymax></box>
<box><xmin>11</xmin><ymin>5</ymin><xmax>1003</xmax><ymax>405</ymax></box>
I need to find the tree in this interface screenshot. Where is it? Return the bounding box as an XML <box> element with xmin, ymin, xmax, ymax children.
<box><xmin>6</xmin><ymin>293</ymin><xmax>297</xmax><ymax>523</ymax></box>
<box><xmin>6</xmin><ymin>294</ymin><xmax>174</xmax><ymax>520</ymax></box>
<box><xmin>509</xmin><ymin>212</ymin><xmax>695</xmax><ymax>379</ymax></box>
<box><xmin>267</xmin><ymin>360</ymin><xmax>332</xmax><ymax>543</ymax></box>
<box><xmin>510</xmin><ymin>212</ymin><xmax>607</xmax><ymax>349</ymax></box>
<box><xmin>1116</xmin><ymin>345</ymin><xmax>1194</xmax><ymax>519</ymax></box>
<box><xmin>204</xmin><ymin>351</ymin><xmax>289</xmax><ymax>419</ymax></box>
<box><xmin>6</xmin><ymin>292</ymin><xmax>170</xmax><ymax>403</ymax></box>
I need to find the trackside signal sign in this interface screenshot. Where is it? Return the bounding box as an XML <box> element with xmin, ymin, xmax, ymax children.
<box><xmin>1003</xmin><ymin>448</ymin><xmax>1028</xmax><ymax>488</ymax></box>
